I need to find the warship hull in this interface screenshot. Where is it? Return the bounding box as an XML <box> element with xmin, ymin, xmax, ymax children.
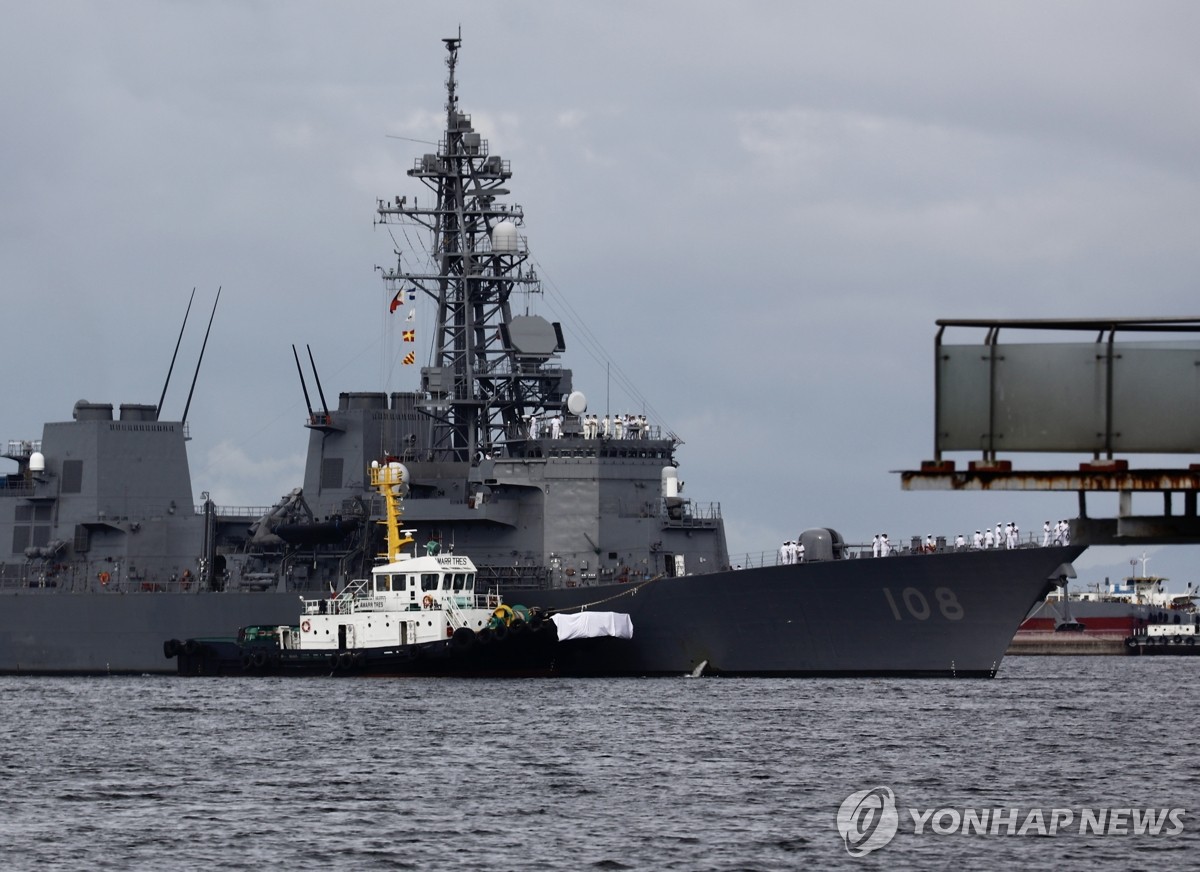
<box><xmin>0</xmin><ymin>546</ymin><xmax>1083</xmax><ymax>676</ymax></box>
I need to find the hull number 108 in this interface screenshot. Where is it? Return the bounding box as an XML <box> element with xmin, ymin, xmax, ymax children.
<box><xmin>882</xmin><ymin>587</ymin><xmax>964</xmax><ymax>621</ymax></box>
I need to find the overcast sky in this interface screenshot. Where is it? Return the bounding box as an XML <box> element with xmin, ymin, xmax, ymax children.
<box><xmin>3</xmin><ymin>1</ymin><xmax>1199</xmax><ymax>588</ymax></box>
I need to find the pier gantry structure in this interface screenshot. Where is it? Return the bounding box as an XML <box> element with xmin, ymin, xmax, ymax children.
<box><xmin>899</xmin><ymin>318</ymin><xmax>1200</xmax><ymax>545</ymax></box>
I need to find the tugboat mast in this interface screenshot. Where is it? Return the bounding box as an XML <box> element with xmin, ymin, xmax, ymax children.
<box><xmin>376</xmin><ymin>35</ymin><xmax>570</xmax><ymax>463</ymax></box>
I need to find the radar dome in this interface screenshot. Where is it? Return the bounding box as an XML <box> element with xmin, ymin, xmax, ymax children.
<box><xmin>491</xmin><ymin>221</ymin><xmax>518</xmax><ymax>253</ymax></box>
<box><xmin>29</xmin><ymin>452</ymin><xmax>45</xmax><ymax>473</ymax></box>
<box><xmin>567</xmin><ymin>391</ymin><xmax>587</xmax><ymax>415</ymax></box>
<box><xmin>386</xmin><ymin>460</ymin><xmax>411</xmax><ymax>496</ymax></box>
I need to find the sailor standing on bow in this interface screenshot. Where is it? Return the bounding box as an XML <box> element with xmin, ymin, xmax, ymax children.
<box><xmin>1043</xmin><ymin>520</ymin><xmax>1052</xmax><ymax>547</ymax></box>
<box><xmin>872</xmin><ymin>534</ymin><xmax>881</xmax><ymax>557</ymax></box>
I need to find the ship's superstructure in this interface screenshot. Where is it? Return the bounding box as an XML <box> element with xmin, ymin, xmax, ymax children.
<box><xmin>290</xmin><ymin>35</ymin><xmax>729</xmax><ymax>594</ymax></box>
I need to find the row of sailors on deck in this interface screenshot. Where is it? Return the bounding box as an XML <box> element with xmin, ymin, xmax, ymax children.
<box><xmin>970</xmin><ymin>522</ymin><xmax>1022</xmax><ymax>550</ymax></box>
<box><xmin>527</xmin><ymin>413</ymin><xmax>563</xmax><ymax>440</ymax></box>
<box><xmin>528</xmin><ymin>412</ymin><xmax>649</xmax><ymax>440</ymax></box>
<box><xmin>778</xmin><ymin>539</ymin><xmax>806</xmax><ymax>564</ymax></box>
<box><xmin>871</xmin><ymin>521</ymin><xmax>1070</xmax><ymax>556</ymax></box>
<box><xmin>583</xmin><ymin>413</ymin><xmax>647</xmax><ymax>440</ymax></box>
<box><xmin>1043</xmin><ymin>519</ymin><xmax>1072</xmax><ymax>546</ymax></box>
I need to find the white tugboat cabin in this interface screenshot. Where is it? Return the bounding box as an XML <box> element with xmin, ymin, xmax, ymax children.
<box><xmin>286</xmin><ymin>460</ymin><xmax>503</xmax><ymax>654</ymax></box>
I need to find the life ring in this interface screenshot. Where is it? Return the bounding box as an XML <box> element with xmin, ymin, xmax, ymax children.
<box><xmin>422</xmin><ymin>595</ymin><xmax>434</xmax><ymax>609</ymax></box>
<box><xmin>98</xmin><ymin>572</ymin><xmax>110</xmax><ymax>585</ymax></box>
<box><xmin>301</xmin><ymin>619</ymin><xmax>312</xmax><ymax>633</ymax></box>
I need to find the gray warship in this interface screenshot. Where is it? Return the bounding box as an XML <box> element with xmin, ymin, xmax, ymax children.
<box><xmin>0</xmin><ymin>37</ymin><xmax>1085</xmax><ymax>676</ymax></box>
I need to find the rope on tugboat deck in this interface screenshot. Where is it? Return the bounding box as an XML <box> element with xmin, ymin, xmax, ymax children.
<box><xmin>546</xmin><ymin>574</ymin><xmax>665</xmax><ymax>615</ymax></box>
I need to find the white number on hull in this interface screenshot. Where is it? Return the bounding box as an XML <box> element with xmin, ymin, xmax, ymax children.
<box><xmin>882</xmin><ymin>587</ymin><xmax>964</xmax><ymax>621</ymax></box>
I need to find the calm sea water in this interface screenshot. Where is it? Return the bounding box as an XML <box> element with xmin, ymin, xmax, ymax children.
<box><xmin>1</xmin><ymin>657</ymin><xmax>1197</xmax><ymax>870</ymax></box>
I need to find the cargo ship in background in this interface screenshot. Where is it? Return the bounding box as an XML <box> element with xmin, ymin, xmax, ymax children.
<box><xmin>0</xmin><ymin>36</ymin><xmax>1085</xmax><ymax>677</ymax></box>
<box><xmin>1009</xmin><ymin>555</ymin><xmax>1198</xmax><ymax>655</ymax></box>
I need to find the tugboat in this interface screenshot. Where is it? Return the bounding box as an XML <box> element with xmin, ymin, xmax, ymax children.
<box><xmin>165</xmin><ymin>460</ymin><xmax>632</xmax><ymax>676</ymax></box>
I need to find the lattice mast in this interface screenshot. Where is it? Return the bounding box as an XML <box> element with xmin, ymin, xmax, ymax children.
<box><xmin>376</xmin><ymin>36</ymin><xmax>564</xmax><ymax>462</ymax></box>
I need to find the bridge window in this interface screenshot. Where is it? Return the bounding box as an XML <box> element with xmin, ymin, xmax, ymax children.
<box><xmin>452</xmin><ymin>572</ymin><xmax>466</xmax><ymax>591</ymax></box>
<box><xmin>421</xmin><ymin>573</ymin><xmax>439</xmax><ymax>591</ymax></box>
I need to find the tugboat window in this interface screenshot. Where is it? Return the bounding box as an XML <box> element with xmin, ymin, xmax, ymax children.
<box><xmin>421</xmin><ymin>573</ymin><xmax>439</xmax><ymax>591</ymax></box>
<box><xmin>452</xmin><ymin>572</ymin><xmax>466</xmax><ymax>591</ymax></box>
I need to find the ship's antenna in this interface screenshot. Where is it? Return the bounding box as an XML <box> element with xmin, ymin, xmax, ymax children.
<box><xmin>443</xmin><ymin>30</ymin><xmax>461</xmax><ymax>120</ymax></box>
<box><xmin>292</xmin><ymin>344</ymin><xmax>316</xmax><ymax>422</ymax></box>
<box><xmin>306</xmin><ymin>345</ymin><xmax>332</xmax><ymax>422</ymax></box>
<box><xmin>181</xmin><ymin>287</ymin><xmax>221</xmax><ymax>426</ymax></box>
<box><xmin>157</xmin><ymin>287</ymin><xmax>196</xmax><ymax>420</ymax></box>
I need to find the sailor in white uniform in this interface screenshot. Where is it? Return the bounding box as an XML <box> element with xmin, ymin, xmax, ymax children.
<box><xmin>984</xmin><ymin>527</ymin><xmax>994</xmax><ymax>549</ymax></box>
<box><xmin>1043</xmin><ymin>521</ymin><xmax>1052</xmax><ymax>547</ymax></box>
<box><xmin>880</xmin><ymin>534</ymin><xmax>891</xmax><ymax>557</ymax></box>
<box><xmin>973</xmin><ymin>530</ymin><xmax>983</xmax><ymax>549</ymax></box>
<box><xmin>528</xmin><ymin>413</ymin><xmax>540</xmax><ymax>440</ymax></box>
<box><xmin>872</xmin><ymin>534</ymin><xmax>881</xmax><ymax>557</ymax></box>
<box><xmin>955</xmin><ymin>533</ymin><xmax>965</xmax><ymax>550</ymax></box>
<box><xmin>550</xmin><ymin>414</ymin><xmax>562</xmax><ymax>440</ymax></box>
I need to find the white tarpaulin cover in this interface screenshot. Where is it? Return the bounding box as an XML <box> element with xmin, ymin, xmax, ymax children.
<box><xmin>550</xmin><ymin>612</ymin><xmax>634</xmax><ymax>641</ymax></box>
